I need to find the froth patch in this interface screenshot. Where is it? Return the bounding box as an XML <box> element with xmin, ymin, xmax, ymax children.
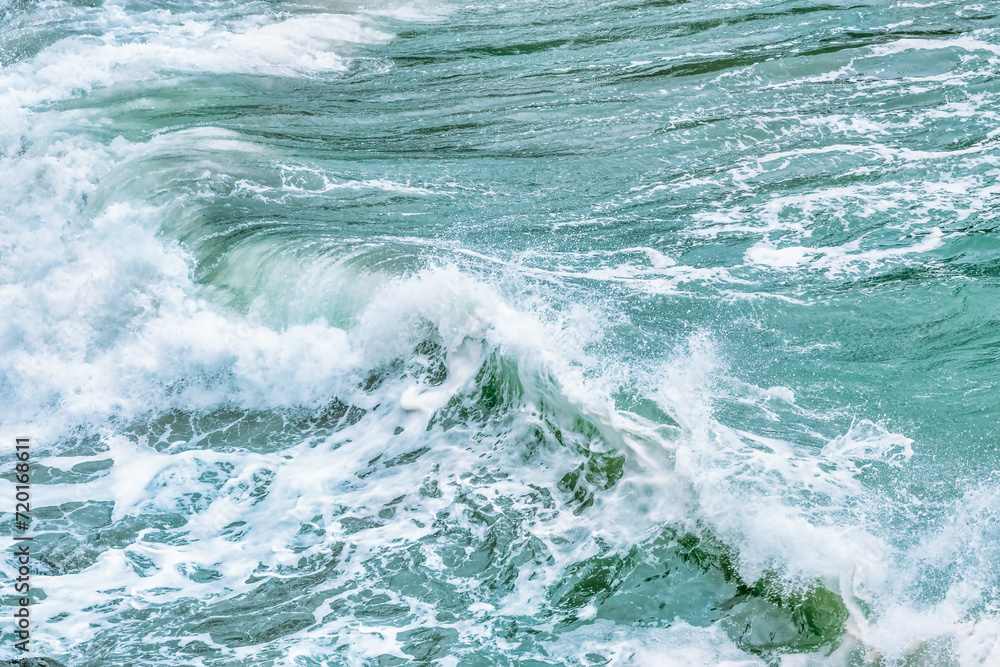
<box><xmin>822</xmin><ymin>419</ymin><xmax>914</xmax><ymax>466</ymax></box>
<box><xmin>544</xmin><ymin>619</ymin><xmax>763</xmax><ymax>666</ymax></box>
<box><xmin>744</xmin><ymin>228</ymin><xmax>945</xmax><ymax>277</ymax></box>
<box><xmin>1</xmin><ymin>12</ymin><xmax>391</xmax><ymax>109</ymax></box>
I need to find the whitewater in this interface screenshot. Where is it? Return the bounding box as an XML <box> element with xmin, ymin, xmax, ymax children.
<box><xmin>2</xmin><ymin>0</ymin><xmax>1000</xmax><ymax>664</ymax></box>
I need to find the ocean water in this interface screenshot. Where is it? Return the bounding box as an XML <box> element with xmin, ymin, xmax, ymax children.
<box><xmin>2</xmin><ymin>0</ymin><xmax>1000</xmax><ymax>664</ymax></box>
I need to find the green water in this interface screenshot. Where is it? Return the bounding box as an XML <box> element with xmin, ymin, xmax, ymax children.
<box><xmin>2</xmin><ymin>0</ymin><xmax>1000</xmax><ymax>664</ymax></box>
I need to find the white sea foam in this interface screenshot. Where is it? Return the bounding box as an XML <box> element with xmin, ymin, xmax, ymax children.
<box><xmin>3</xmin><ymin>0</ymin><xmax>1000</xmax><ymax>664</ymax></box>
<box><xmin>870</xmin><ymin>36</ymin><xmax>1000</xmax><ymax>58</ymax></box>
<box><xmin>545</xmin><ymin>619</ymin><xmax>764</xmax><ymax>666</ymax></box>
<box><xmin>744</xmin><ymin>228</ymin><xmax>946</xmax><ymax>276</ymax></box>
<box><xmin>822</xmin><ymin>419</ymin><xmax>915</xmax><ymax>466</ymax></box>
<box><xmin>1</xmin><ymin>12</ymin><xmax>388</xmax><ymax>109</ymax></box>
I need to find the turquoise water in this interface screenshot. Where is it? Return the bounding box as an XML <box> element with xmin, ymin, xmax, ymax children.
<box><xmin>2</xmin><ymin>0</ymin><xmax>1000</xmax><ymax>664</ymax></box>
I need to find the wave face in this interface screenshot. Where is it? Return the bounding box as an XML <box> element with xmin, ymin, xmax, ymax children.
<box><xmin>3</xmin><ymin>0</ymin><xmax>1000</xmax><ymax>664</ymax></box>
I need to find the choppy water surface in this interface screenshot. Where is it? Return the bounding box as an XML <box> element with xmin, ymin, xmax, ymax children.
<box><xmin>2</xmin><ymin>0</ymin><xmax>1000</xmax><ymax>664</ymax></box>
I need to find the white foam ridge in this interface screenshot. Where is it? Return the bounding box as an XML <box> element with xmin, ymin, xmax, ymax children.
<box><xmin>3</xmin><ymin>1</ymin><xmax>1000</xmax><ymax>665</ymax></box>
